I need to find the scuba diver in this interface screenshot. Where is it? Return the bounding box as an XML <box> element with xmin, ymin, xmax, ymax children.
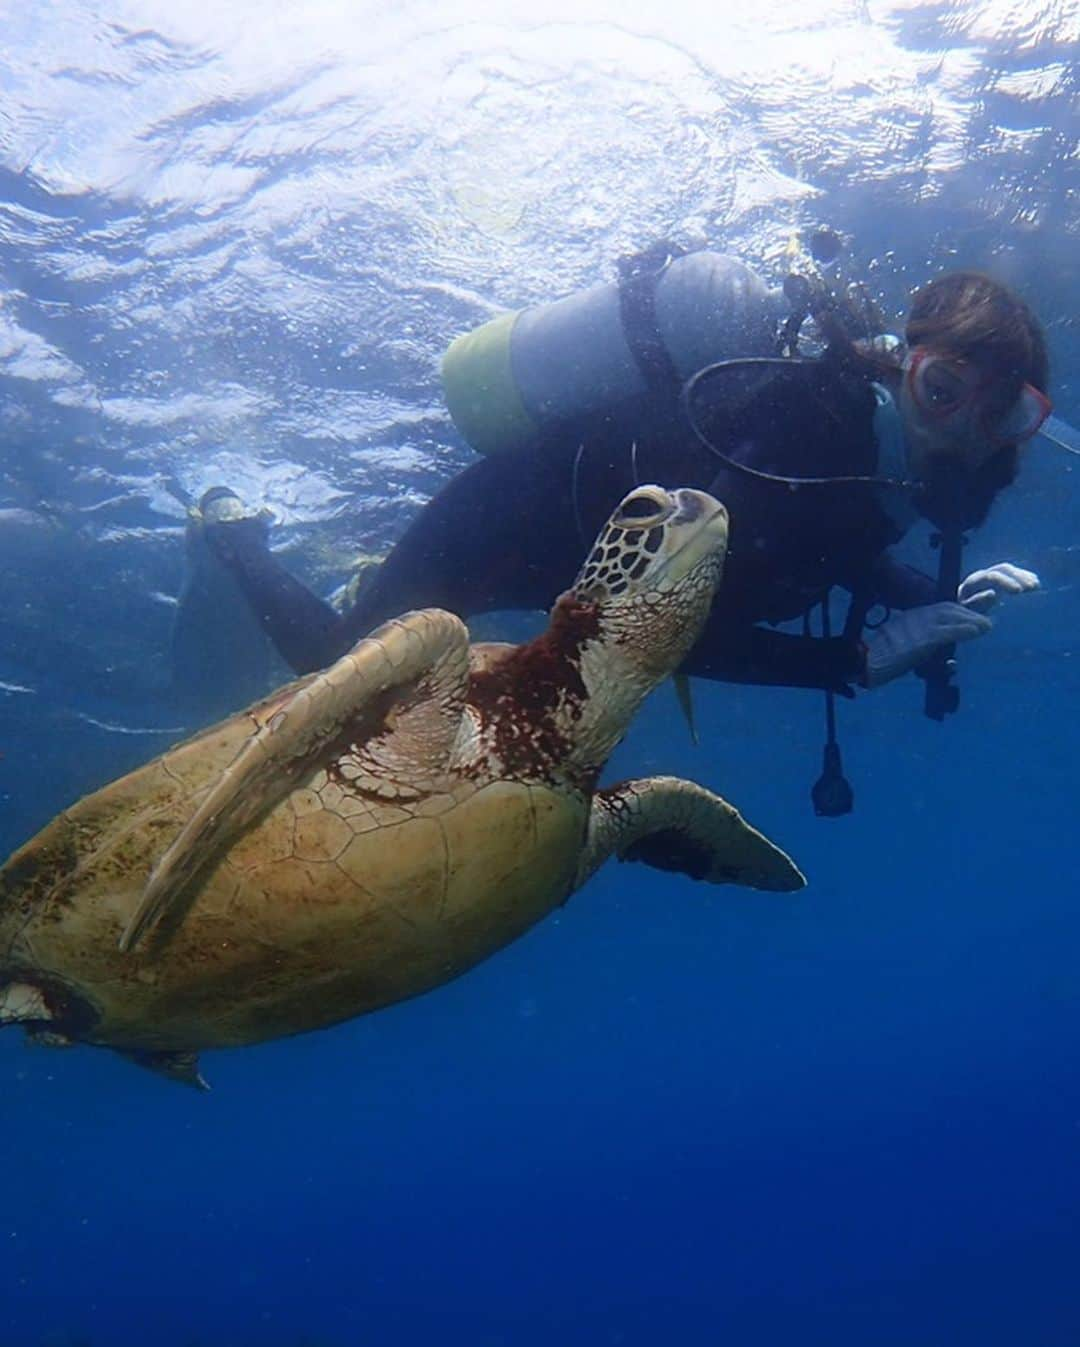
<box><xmin>186</xmin><ymin>251</ymin><xmax>1051</xmax><ymax>809</ymax></box>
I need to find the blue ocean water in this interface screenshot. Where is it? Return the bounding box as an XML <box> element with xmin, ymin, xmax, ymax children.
<box><xmin>2</xmin><ymin>2</ymin><xmax>1079</xmax><ymax>1343</ymax></box>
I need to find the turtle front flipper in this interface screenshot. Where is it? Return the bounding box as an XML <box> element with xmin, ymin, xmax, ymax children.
<box><xmin>576</xmin><ymin>776</ymin><xmax>805</xmax><ymax>893</ymax></box>
<box><xmin>120</xmin><ymin>608</ymin><xmax>470</xmax><ymax>953</ymax></box>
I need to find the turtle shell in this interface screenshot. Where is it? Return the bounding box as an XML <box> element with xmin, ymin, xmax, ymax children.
<box><xmin>0</xmin><ymin>699</ymin><xmax>585</xmax><ymax>1053</ymax></box>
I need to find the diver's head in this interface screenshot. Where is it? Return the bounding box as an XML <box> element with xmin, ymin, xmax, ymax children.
<box><xmin>897</xmin><ymin>271</ymin><xmax>1050</xmax><ymax>481</ymax></box>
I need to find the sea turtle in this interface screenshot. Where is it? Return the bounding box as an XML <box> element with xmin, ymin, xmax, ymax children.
<box><xmin>0</xmin><ymin>485</ymin><xmax>804</xmax><ymax>1088</ymax></box>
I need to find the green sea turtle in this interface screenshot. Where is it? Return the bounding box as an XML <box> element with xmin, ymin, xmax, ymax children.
<box><xmin>0</xmin><ymin>485</ymin><xmax>803</xmax><ymax>1088</ymax></box>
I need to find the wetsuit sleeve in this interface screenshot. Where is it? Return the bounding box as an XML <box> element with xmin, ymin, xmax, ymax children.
<box><xmin>869</xmin><ymin>551</ymin><xmax>939</xmax><ymax>609</ymax></box>
<box><xmin>683</xmin><ymin>552</ymin><xmax>936</xmax><ymax>694</ymax></box>
<box><xmin>681</xmin><ymin>623</ymin><xmax>862</xmax><ymax>694</ymax></box>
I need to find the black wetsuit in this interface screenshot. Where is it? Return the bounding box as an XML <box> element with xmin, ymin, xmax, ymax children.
<box><xmin>207</xmin><ymin>358</ymin><xmax>1014</xmax><ymax>693</ymax></box>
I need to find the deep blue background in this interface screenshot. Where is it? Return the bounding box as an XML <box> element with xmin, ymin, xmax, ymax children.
<box><xmin>2</xmin><ymin>4</ymin><xmax>1079</xmax><ymax>1344</ymax></box>
<box><xmin>4</xmin><ymin>639</ymin><xmax>1079</xmax><ymax>1345</ymax></box>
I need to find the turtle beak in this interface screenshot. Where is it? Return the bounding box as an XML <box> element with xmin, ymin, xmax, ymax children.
<box><xmin>659</xmin><ymin>490</ymin><xmax>729</xmax><ymax>583</ymax></box>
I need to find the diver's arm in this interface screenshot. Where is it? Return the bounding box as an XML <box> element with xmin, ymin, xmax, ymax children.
<box><xmin>205</xmin><ymin>519</ymin><xmax>348</xmax><ymax>674</ymax></box>
<box><xmin>681</xmin><ymin>621</ymin><xmax>862</xmax><ymax>694</ymax></box>
<box><xmin>868</xmin><ymin>551</ymin><xmax>938</xmax><ymax>610</ymax></box>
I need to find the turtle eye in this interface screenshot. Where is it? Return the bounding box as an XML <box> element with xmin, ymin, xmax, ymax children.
<box><xmin>614</xmin><ymin>490</ymin><xmax>671</xmax><ymax>528</ymax></box>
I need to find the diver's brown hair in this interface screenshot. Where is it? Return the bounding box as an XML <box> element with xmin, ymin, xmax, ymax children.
<box><xmin>825</xmin><ymin>269</ymin><xmax>1049</xmax><ymax>426</ymax></box>
<box><xmin>905</xmin><ymin>270</ymin><xmax>1050</xmax><ymax>409</ymax></box>
<box><xmin>904</xmin><ymin>271</ymin><xmax>1050</xmax><ymax>522</ymax></box>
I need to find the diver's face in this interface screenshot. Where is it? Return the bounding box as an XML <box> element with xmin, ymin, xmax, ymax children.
<box><xmin>898</xmin><ymin>367</ymin><xmax>993</xmax><ymax>477</ymax></box>
<box><xmin>898</xmin><ymin>347</ymin><xmax>1050</xmax><ymax>478</ymax></box>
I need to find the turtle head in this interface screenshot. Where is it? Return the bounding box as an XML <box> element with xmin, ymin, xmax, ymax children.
<box><xmin>509</xmin><ymin>486</ymin><xmax>727</xmax><ymax>786</ymax></box>
<box><xmin>571</xmin><ymin>485</ymin><xmax>728</xmax><ymax>674</ymax></box>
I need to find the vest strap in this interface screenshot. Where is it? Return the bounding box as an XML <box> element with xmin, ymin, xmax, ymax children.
<box><xmin>616</xmin><ymin>242</ymin><xmax>686</xmax><ymax>397</ymax></box>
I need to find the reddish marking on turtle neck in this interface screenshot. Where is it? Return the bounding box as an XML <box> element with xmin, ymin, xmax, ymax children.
<box><xmin>466</xmin><ymin>594</ymin><xmax>602</xmax><ymax>785</ymax></box>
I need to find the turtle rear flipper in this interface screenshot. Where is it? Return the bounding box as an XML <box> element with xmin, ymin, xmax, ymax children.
<box><xmin>0</xmin><ymin>981</ymin><xmax>52</xmax><ymax>1027</ymax></box>
<box><xmin>124</xmin><ymin>1048</ymin><xmax>210</xmax><ymax>1091</ymax></box>
<box><xmin>577</xmin><ymin>776</ymin><xmax>805</xmax><ymax>893</ymax></box>
<box><xmin>120</xmin><ymin>608</ymin><xmax>470</xmax><ymax>953</ymax></box>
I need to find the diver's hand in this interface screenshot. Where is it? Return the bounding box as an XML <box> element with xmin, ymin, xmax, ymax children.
<box><xmin>958</xmin><ymin>561</ymin><xmax>1040</xmax><ymax>613</ymax></box>
<box><xmin>862</xmin><ymin>602</ymin><xmax>992</xmax><ymax>690</ymax></box>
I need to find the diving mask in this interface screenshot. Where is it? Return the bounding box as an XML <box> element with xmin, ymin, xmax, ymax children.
<box><xmin>906</xmin><ymin>348</ymin><xmax>1051</xmax><ymax>446</ymax></box>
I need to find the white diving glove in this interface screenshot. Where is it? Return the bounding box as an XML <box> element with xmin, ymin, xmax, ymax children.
<box><xmin>957</xmin><ymin>561</ymin><xmax>1040</xmax><ymax>613</ymax></box>
<box><xmin>863</xmin><ymin>602</ymin><xmax>992</xmax><ymax>690</ymax></box>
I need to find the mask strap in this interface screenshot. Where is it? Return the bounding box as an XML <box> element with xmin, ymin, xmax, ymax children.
<box><xmin>1039</xmin><ymin>414</ymin><xmax>1080</xmax><ymax>457</ymax></box>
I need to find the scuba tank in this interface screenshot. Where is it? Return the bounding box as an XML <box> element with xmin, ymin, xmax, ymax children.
<box><xmin>441</xmin><ymin>249</ymin><xmax>786</xmax><ymax>455</ymax></box>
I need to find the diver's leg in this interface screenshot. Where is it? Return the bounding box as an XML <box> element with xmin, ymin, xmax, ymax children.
<box><xmin>206</xmin><ymin>437</ymin><xmax>598</xmax><ymax>675</ymax></box>
<box><xmin>336</xmin><ymin>445</ymin><xmax>582</xmax><ymax>646</ymax></box>
<box><xmin>205</xmin><ymin>518</ymin><xmax>346</xmax><ymax>674</ymax></box>
<box><xmin>207</xmin><ymin>519</ymin><xmax>344</xmax><ymax>678</ymax></box>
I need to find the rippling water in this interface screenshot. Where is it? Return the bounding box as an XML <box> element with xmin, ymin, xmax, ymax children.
<box><xmin>1</xmin><ymin>0</ymin><xmax>1077</xmax><ymax>703</ymax></box>
<box><xmin>2</xmin><ymin>4</ymin><xmax>1080</xmax><ymax>1344</ymax></box>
